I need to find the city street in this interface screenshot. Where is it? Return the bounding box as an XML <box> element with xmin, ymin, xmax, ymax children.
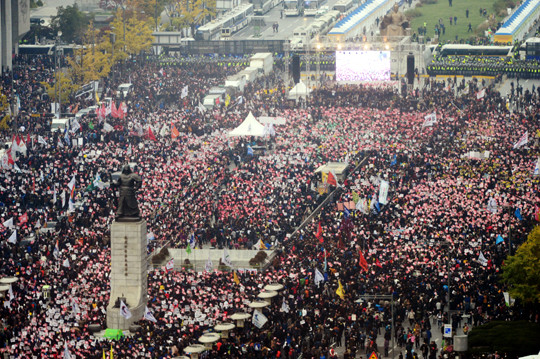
<box><xmin>335</xmin><ymin>314</ymin><xmax>471</xmax><ymax>358</ymax></box>
<box><xmin>30</xmin><ymin>0</ymin><xmax>76</xmax><ymax>19</ymax></box>
<box><xmin>232</xmin><ymin>0</ymin><xmax>342</xmax><ymax>41</ymax></box>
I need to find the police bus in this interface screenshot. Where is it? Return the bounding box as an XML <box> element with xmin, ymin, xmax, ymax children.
<box><xmin>253</xmin><ymin>0</ymin><xmax>281</xmax><ymax>15</ymax></box>
<box><xmin>284</xmin><ymin>0</ymin><xmax>304</xmax><ymax>16</ymax></box>
<box><xmin>436</xmin><ymin>44</ymin><xmax>513</xmax><ymax>57</ymax></box>
<box><xmin>332</xmin><ymin>0</ymin><xmax>354</xmax><ymax>13</ymax></box>
<box><xmin>195</xmin><ymin>3</ymin><xmax>254</xmax><ymax>40</ymax></box>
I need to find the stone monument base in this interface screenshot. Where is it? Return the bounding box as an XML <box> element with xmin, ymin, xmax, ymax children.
<box><xmin>106</xmin><ymin>220</ymin><xmax>148</xmax><ymax>331</ymax></box>
<box><xmin>106</xmin><ymin>302</ymin><xmax>145</xmax><ymax>331</ymax></box>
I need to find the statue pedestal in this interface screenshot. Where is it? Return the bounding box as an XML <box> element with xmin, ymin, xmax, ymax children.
<box><xmin>106</xmin><ymin>220</ymin><xmax>148</xmax><ymax>330</ymax></box>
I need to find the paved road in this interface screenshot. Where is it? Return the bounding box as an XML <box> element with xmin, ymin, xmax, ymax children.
<box><xmin>497</xmin><ymin>78</ymin><xmax>540</xmax><ymax>97</ymax></box>
<box><xmin>30</xmin><ymin>0</ymin><xmax>77</xmax><ymax>19</ymax></box>
<box><xmin>232</xmin><ymin>0</ymin><xmax>343</xmax><ymax>41</ymax></box>
<box><xmin>335</xmin><ymin>314</ymin><xmax>471</xmax><ymax>359</ymax></box>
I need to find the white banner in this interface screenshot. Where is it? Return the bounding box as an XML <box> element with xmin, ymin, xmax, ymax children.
<box><xmin>252</xmin><ymin>309</ymin><xmax>268</xmax><ymax>328</ymax></box>
<box><xmin>222</xmin><ymin>248</ymin><xmax>233</xmax><ymax>267</ymax></box>
<box><xmin>378</xmin><ymin>180</ymin><xmax>389</xmax><ymax>205</ymax></box>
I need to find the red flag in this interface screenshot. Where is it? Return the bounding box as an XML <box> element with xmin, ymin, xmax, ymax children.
<box><xmin>375</xmin><ymin>258</ymin><xmax>383</xmax><ymax>268</ymax></box>
<box><xmin>19</xmin><ymin>213</ymin><xmax>28</xmax><ymax>224</ymax></box>
<box><xmin>111</xmin><ymin>101</ymin><xmax>119</xmax><ymax>119</ymax></box>
<box><xmin>316</xmin><ymin>222</ymin><xmax>323</xmax><ymax>243</ymax></box>
<box><xmin>147</xmin><ymin>127</ymin><xmax>157</xmax><ymax>141</ymax></box>
<box><xmin>97</xmin><ymin>104</ymin><xmax>106</xmax><ymax>121</ymax></box>
<box><xmin>117</xmin><ymin>102</ymin><xmax>125</xmax><ymax>120</ymax></box>
<box><xmin>7</xmin><ymin>149</ymin><xmax>14</xmax><ymax>165</ymax></box>
<box><xmin>327</xmin><ymin>171</ymin><xmax>337</xmax><ymax>186</ymax></box>
<box><xmin>171</xmin><ymin>123</ymin><xmax>180</xmax><ymax>139</ymax></box>
<box><xmin>26</xmin><ymin>134</ymin><xmax>31</xmax><ymax>148</ymax></box>
<box><xmin>359</xmin><ymin>251</ymin><xmax>368</xmax><ymax>272</ymax></box>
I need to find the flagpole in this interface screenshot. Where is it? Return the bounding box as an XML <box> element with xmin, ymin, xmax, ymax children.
<box><xmin>193</xmin><ymin>241</ymin><xmax>197</xmax><ymax>272</ymax></box>
<box><xmin>506</xmin><ymin>206</ymin><xmax>513</xmax><ymax>255</ymax></box>
<box><xmin>358</xmin><ymin>294</ymin><xmax>395</xmax><ymax>359</ymax></box>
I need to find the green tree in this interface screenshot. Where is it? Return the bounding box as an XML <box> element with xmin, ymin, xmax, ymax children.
<box><xmin>51</xmin><ymin>4</ymin><xmax>91</xmax><ymax>44</ymax></box>
<box><xmin>468</xmin><ymin>321</ymin><xmax>540</xmax><ymax>357</ymax></box>
<box><xmin>501</xmin><ymin>225</ymin><xmax>540</xmax><ymax>303</ymax></box>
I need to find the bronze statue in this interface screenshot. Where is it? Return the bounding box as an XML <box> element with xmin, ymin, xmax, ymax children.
<box><xmin>380</xmin><ymin>4</ymin><xmax>409</xmax><ymax>38</ymax></box>
<box><xmin>114</xmin><ymin>165</ymin><xmax>142</xmax><ymax>221</ymax></box>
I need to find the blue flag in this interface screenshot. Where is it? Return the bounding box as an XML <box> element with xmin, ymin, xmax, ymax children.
<box><xmin>390</xmin><ymin>154</ymin><xmax>397</xmax><ymax>166</ymax></box>
<box><xmin>64</xmin><ymin>126</ymin><xmax>70</xmax><ymax>145</ymax></box>
<box><xmin>514</xmin><ymin>208</ymin><xmax>523</xmax><ymax>221</ymax></box>
<box><xmin>375</xmin><ymin>201</ymin><xmax>381</xmax><ymax>213</ymax></box>
<box><xmin>343</xmin><ymin>207</ymin><xmax>350</xmax><ymax>218</ymax></box>
<box><xmin>496</xmin><ymin>235</ymin><xmax>504</xmax><ymax>245</ymax></box>
<box><xmin>189</xmin><ymin>233</ymin><xmax>195</xmax><ymax>249</ymax></box>
<box><xmin>247</xmin><ymin>146</ymin><xmax>254</xmax><ymax>156</ymax></box>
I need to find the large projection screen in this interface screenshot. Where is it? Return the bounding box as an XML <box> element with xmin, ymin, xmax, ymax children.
<box><xmin>336</xmin><ymin>51</ymin><xmax>391</xmax><ymax>82</ymax></box>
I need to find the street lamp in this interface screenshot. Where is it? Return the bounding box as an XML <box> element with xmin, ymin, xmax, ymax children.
<box><xmin>54</xmin><ymin>30</ymin><xmax>62</xmax><ymax>117</ymax></box>
<box><xmin>110</xmin><ymin>29</ymin><xmax>116</xmax><ymax>84</ymax></box>
<box><xmin>440</xmin><ymin>242</ymin><xmax>452</xmax><ymax>329</ymax></box>
<box><xmin>122</xmin><ymin>3</ymin><xmax>127</xmax><ymax>53</ymax></box>
<box><xmin>316</xmin><ymin>43</ymin><xmax>321</xmax><ymax>86</ymax></box>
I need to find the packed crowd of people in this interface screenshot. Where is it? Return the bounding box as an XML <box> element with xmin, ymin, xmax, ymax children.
<box><xmin>0</xmin><ymin>50</ymin><xmax>539</xmax><ymax>359</ymax></box>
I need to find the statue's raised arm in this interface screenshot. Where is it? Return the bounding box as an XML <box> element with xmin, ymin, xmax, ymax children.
<box><xmin>113</xmin><ymin>165</ymin><xmax>142</xmax><ymax>221</ymax></box>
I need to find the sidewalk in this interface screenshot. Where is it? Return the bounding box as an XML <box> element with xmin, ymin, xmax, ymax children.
<box><xmin>335</xmin><ymin>314</ymin><xmax>472</xmax><ymax>359</ymax></box>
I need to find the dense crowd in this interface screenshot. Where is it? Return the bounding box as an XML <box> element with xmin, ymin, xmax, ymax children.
<box><xmin>0</xmin><ymin>51</ymin><xmax>539</xmax><ymax>359</ymax></box>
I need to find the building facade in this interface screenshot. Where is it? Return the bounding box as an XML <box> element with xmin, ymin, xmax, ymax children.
<box><xmin>1</xmin><ymin>0</ymin><xmax>30</xmax><ymax>70</ymax></box>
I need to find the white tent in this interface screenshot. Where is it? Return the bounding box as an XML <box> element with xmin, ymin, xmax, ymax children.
<box><xmin>519</xmin><ymin>353</ymin><xmax>540</xmax><ymax>359</ymax></box>
<box><xmin>228</xmin><ymin>112</ymin><xmax>265</xmax><ymax>137</ymax></box>
<box><xmin>288</xmin><ymin>82</ymin><xmax>311</xmax><ymax>100</ymax></box>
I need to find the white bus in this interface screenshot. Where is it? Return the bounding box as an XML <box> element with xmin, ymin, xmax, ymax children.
<box><xmin>284</xmin><ymin>0</ymin><xmax>303</xmax><ymax>16</ymax></box>
<box><xmin>332</xmin><ymin>0</ymin><xmax>353</xmax><ymax>13</ymax></box>
<box><xmin>254</xmin><ymin>0</ymin><xmax>281</xmax><ymax>15</ymax></box>
<box><xmin>195</xmin><ymin>4</ymin><xmax>254</xmax><ymax>40</ymax></box>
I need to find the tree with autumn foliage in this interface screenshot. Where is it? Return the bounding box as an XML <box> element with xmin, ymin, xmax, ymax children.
<box><xmin>67</xmin><ymin>21</ymin><xmax>112</xmax><ymax>86</ymax></box>
<box><xmin>0</xmin><ymin>90</ymin><xmax>11</xmax><ymax>131</ymax></box>
<box><xmin>41</xmin><ymin>72</ymin><xmax>79</xmax><ymax>104</ymax></box>
<box><xmin>107</xmin><ymin>6</ymin><xmax>155</xmax><ymax>58</ymax></box>
<box><xmin>166</xmin><ymin>0</ymin><xmax>216</xmax><ymax>33</ymax></box>
<box><xmin>65</xmin><ymin>5</ymin><xmax>154</xmax><ymax>86</ymax></box>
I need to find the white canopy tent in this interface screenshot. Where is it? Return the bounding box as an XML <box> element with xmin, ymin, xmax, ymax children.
<box><xmin>228</xmin><ymin>112</ymin><xmax>265</xmax><ymax>137</ymax></box>
<box><xmin>519</xmin><ymin>353</ymin><xmax>540</xmax><ymax>359</ymax></box>
<box><xmin>288</xmin><ymin>82</ymin><xmax>311</xmax><ymax>100</ymax></box>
